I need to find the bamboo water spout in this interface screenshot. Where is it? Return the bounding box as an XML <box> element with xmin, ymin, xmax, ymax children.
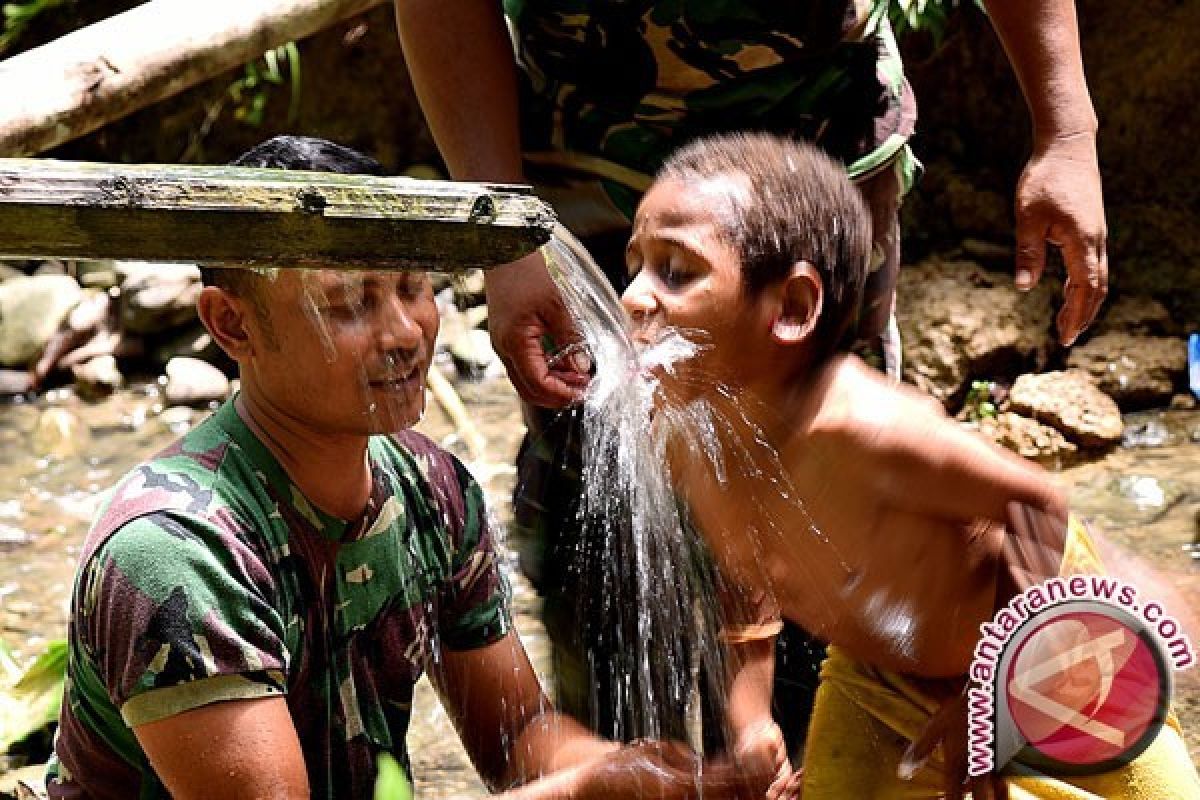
<box><xmin>0</xmin><ymin>158</ymin><xmax>555</xmax><ymax>270</ymax></box>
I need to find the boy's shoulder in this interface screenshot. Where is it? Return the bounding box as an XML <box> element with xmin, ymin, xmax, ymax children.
<box><xmin>807</xmin><ymin>355</ymin><xmax>948</xmax><ymax>441</ymax></box>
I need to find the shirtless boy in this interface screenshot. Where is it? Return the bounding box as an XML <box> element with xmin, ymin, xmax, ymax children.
<box><xmin>619</xmin><ymin>132</ymin><xmax>1198</xmax><ymax>799</ymax></box>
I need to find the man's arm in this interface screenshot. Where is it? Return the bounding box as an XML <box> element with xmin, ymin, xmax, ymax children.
<box><xmin>134</xmin><ymin>696</ymin><xmax>309</xmax><ymax>799</ymax></box>
<box><xmin>982</xmin><ymin>0</ymin><xmax>1108</xmax><ymax>346</ymax></box>
<box><xmin>430</xmin><ymin>632</ymin><xmax>741</xmax><ymax>799</ymax></box>
<box><xmin>394</xmin><ymin>0</ymin><xmax>587</xmax><ymax>407</ymax></box>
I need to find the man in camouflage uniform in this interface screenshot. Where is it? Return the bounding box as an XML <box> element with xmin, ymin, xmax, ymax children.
<box><xmin>396</xmin><ymin>0</ymin><xmax>1109</xmax><ymax>752</ymax></box>
<box><xmin>46</xmin><ymin>136</ymin><xmax>744</xmax><ymax>800</ymax></box>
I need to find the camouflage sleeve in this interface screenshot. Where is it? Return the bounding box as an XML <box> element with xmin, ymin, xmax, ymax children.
<box><xmin>77</xmin><ymin>511</ymin><xmax>289</xmax><ymax>728</ymax></box>
<box><xmin>432</xmin><ymin>454</ymin><xmax>512</xmax><ymax>651</ymax></box>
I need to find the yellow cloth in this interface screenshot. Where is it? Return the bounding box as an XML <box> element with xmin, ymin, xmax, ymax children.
<box><xmin>800</xmin><ymin>518</ymin><xmax>1200</xmax><ymax>799</ymax></box>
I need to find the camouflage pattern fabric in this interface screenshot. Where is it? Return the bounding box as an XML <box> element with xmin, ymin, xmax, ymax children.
<box><xmin>506</xmin><ymin>0</ymin><xmax>917</xmax><ymax>222</ymax></box>
<box><xmin>47</xmin><ymin>398</ymin><xmax>510</xmax><ymax>799</ymax></box>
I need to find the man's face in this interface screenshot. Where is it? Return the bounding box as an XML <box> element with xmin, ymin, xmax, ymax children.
<box><xmin>247</xmin><ymin>269</ymin><xmax>439</xmax><ymax>434</ymax></box>
<box><xmin>621</xmin><ymin>176</ymin><xmax>774</xmax><ymax>396</ymax></box>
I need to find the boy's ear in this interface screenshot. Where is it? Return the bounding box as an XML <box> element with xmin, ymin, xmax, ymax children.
<box><xmin>196</xmin><ymin>286</ymin><xmax>254</xmax><ymax>361</ymax></box>
<box><xmin>770</xmin><ymin>261</ymin><xmax>823</xmax><ymax>345</ymax></box>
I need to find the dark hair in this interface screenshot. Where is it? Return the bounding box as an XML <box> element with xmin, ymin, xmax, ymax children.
<box><xmin>198</xmin><ymin>136</ymin><xmax>385</xmax><ymax>297</ymax></box>
<box><xmin>657</xmin><ymin>132</ymin><xmax>871</xmax><ymax>357</ymax></box>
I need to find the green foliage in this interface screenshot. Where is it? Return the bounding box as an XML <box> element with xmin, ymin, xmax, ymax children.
<box><xmin>228</xmin><ymin>41</ymin><xmax>302</xmax><ymax>128</ymax></box>
<box><xmin>889</xmin><ymin>0</ymin><xmax>983</xmax><ymax>46</ymax></box>
<box><xmin>0</xmin><ymin>638</ymin><xmax>67</xmax><ymax>754</ymax></box>
<box><xmin>963</xmin><ymin>379</ymin><xmax>997</xmax><ymax>422</ymax></box>
<box><xmin>0</xmin><ymin>0</ymin><xmax>68</xmax><ymax>54</ymax></box>
<box><xmin>373</xmin><ymin>752</ymin><xmax>413</xmax><ymax>800</ymax></box>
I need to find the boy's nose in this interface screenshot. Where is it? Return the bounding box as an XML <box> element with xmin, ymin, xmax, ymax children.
<box><xmin>620</xmin><ymin>272</ymin><xmax>658</xmax><ymax>321</ymax></box>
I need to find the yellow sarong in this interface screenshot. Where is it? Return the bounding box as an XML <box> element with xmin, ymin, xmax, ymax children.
<box><xmin>801</xmin><ymin>518</ymin><xmax>1200</xmax><ymax>799</ymax></box>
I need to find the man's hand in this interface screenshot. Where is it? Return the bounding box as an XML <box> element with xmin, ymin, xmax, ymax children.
<box><xmin>572</xmin><ymin>739</ymin><xmax>744</xmax><ymax>800</ymax></box>
<box><xmin>1014</xmin><ymin>131</ymin><xmax>1108</xmax><ymax>346</ymax></box>
<box><xmin>485</xmin><ymin>251</ymin><xmax>590</xmax><ymax>408</ymax></box>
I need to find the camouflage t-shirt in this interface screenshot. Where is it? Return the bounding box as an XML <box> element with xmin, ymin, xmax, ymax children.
<box><xmin>506</xmin><ymin>0</ymin><xmax>916</xmax><ymax>219</ymax></box>
<box><xmin>47</xmin><ymin>399</ymin><xmax>511</xmax><ymax>799</ymax></box>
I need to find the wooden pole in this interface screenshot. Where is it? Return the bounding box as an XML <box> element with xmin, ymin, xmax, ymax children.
<box><xmin>0</xmin><ymin>0</ymin><xmax>388</xmax><ymax>157</ymax></box>
<box><xmin>0</xmin><ymin>158</ymin><xmax>556</xmax><ymax>270</ymax></box>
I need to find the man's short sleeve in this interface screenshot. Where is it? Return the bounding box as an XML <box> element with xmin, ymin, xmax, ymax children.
<box><xmin>77</xmin><ymin>512</ymin><xmax>289</xmax><ymax>727</ymax></box>
<box><xmin>434</xmin><ymin>458</ymin><xmax>512</xmax><ymax>650</ymax></box>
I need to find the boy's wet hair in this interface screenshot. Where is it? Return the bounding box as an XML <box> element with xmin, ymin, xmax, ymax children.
<box><xmin>198</xmin><ymin>136</ymin><xmax>385</xmax><ymax>305</ymax></box>
<box><xmin>658</xmin><ymin>132</ymin><xmax>871</xmax><ymax>358</ymax></box>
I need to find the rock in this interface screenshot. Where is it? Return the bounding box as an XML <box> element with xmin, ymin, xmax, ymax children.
<box><xmin>452</xmin><ymin>269</ymin><xmax>486</xmax><ymax>309</ymax></box>
<box><xmin>403</xmin><ymin>164</ymin><xmax>445</xmax><ymax>181</ymax></box>
<box><xmin>0</xmin><ymin>262</ymin><xmax>24</xmax><ymax>282</ymax></box>
<box><xmin>31</xmin><ymin>259</ymin><xmax>68</xmax><ymax>276</ymax></box>
<box><xmin>30</xmin><ymin>407</ymin><xmax>91</xmax><ymax>459</ymax></box>
<box><xmin>897</xmin><ymin>259</ymin><xmax>1056</xmax><ymax>406</ymax></box>
<box><xmin>150</xmin><ymin>324</ymin><xmax>222</xmax><ymax>367</ymax></box>
<box><xmin>1169</xmin><ymin>393</ymin><xmax>1197</xmax><ymax>410</ymax></box>
<box><xmin>970</xmin><ymin>411</ymin><xmax>1080</xmax><ymax>467</ymax></box>
<box><xmin>1093</xmin><ymin>294</ymin><xmax>1175</xmax><ymax>337</ymax></box>
<box><xmin>449</xmin><ymin>329</ymin><xmax>498</xmax><ymax>381</ymax></box>
<box><xmin>0</xmin><ymin>369</ymin><xmax>34</xmax><ymax>396</ymax></box>
<box><xmin>1065</xmin><ymin>333</ymin><xmax>1186</xmax><ymax>409</ymax></box>
<box><xmin>0</xmin><ymin>276</ymin><xmax>84</xmax><ymax>367</ymax></box>
<box><xmin>72</xmin><ymin>355</ymin><xmax>123</xmax><ymax>400</ymax></box>
<box><xmin>117</xmin><ymin>262</ymin><xmax>201</xmax><ymax>335</ymax></box>
<box><xmin>75</xmin><ymin>260</ymin><xmax>121</xmax><ymax>290</ymax></box>
<box><xmin>164</xmin><ymin>357</ymin><xmax>231</xmax><ymax>406</ymax></box>
<box><xmin>1006</xmin><ymin>370</ymin><xmax>1123</xmax><ymax>448</ymax></box>
<box><xmin>960</xmin><ymin>238</ymin><xmax>1015</xmax><ymax>268</ymax></box>
<box><xmin>942</xmin><ymin>173</ymin><xmax>1010</xmax><ymax>237</ymax></box>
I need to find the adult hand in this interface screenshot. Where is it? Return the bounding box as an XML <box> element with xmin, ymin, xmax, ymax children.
<box><xmin>573</xmin><ymin>739</ymin><xmax>744</xmax><ymax>800</ymax></box>
<box><xmin>485</xmin><ymin>251</ymin><xmax>590</xmax><ymax>408</ymax></box>
<box><xmin>1013</xmin><ymin>131</ymin><xmax>1108</xmax><ymax>346</ymax></box>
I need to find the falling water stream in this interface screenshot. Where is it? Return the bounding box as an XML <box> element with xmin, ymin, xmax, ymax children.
<box><xmin>0</xmin><ymin>238</ymin><xmax>1196</xmax><ymax>795</ymax></box>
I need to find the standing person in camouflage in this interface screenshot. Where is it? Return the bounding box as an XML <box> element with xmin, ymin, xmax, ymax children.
<box><xmin>45</xmin><ymin>136</ymin><xmax>747</xmax><ymax>800</ymax></box>
<box><xmin>395</xmin><ymin>0</ymin><xmax>1109</xmax><ymax>751</ymax></box>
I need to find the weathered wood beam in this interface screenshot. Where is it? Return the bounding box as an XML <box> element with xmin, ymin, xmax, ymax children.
<box><xmin>0</xmin><ymin>0</ymin><xmax>389</xmax><ymax>157</ymax></box>
<box><xmin>0</xmin><ymin>159</ymin><xmax>557</xmax><ymax>270</ymax></box>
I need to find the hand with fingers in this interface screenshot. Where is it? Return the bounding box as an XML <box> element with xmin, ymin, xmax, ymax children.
<box><xmin>484</xmin><ymin>251</ymin><xmax>592</xmax><ymax>408</ymax></box>
<box><xmin>733</xmin><ymin>720</ymin><xmax>800</xmax><ymax>800</ymax></box>
<box><xmin>903</xmin><ymin>685</ymin><xmax>1011</xmax><ymax>800</ymax></box>
<box><xmin>572</xmin><ymin>738</ymin><xmax>749</xmax><ymax>800</ymax></box>
<box><xmin>1013</xmin><ymin>132</ymin><xmax>1108</xmax><ymax>346</ymax></box>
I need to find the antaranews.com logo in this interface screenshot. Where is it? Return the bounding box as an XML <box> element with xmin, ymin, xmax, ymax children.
<box><xmin>967</xmin><ymin>574</ymin><xmax>1194</xmax><ymax>776</ymax></box>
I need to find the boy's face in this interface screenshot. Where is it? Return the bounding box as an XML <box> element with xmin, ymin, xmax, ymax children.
<box><xmin>621</xmin><ymin>175</ymin><xmax>776</xmax><ymax>395</ymax></box>
<box><xmin>244</xmin><ymin>269</ymin><xmax>439</xmax><ymax>435</ymax></box>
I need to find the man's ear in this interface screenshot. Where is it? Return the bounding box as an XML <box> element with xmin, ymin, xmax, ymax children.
<box><xmin>770</xmin><ymin>261</ymin><xmax>823</xmax><ymax>345</ymax></box>
<box><xmin>196</xmin><ymin>286</ymin><xmax>254</xmax><ymax>361</ymax></box>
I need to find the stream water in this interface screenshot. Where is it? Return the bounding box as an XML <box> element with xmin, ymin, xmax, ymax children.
<box><xmin>0</xmin><ymin>314</ymin><xmax>1196</xmax><ymax>796</ymax></box>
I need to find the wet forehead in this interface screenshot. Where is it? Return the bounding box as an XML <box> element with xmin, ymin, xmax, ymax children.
<box><xmin>635</xmin><ymin>174</ymin><xmax>750</xmax><ymax>239</ymax></box>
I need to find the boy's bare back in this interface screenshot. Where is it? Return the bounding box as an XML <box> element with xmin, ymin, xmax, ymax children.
<box><xmin>672</xmin><ymin>354</ymin><xmax>1068</xmax><ymax>678</ymax></box>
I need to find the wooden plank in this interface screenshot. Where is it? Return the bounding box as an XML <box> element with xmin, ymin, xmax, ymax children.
<box><xmin>0</xmin><ymin>158</ymin><xmax>557</xmax><ymax>270</ymax></box>
<box><xmin>0</xmin><ymin>0</ymin><xmax>389</xmax><ymax>157</ymax></box>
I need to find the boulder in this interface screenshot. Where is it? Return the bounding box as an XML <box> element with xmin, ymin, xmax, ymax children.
<box><xmin>76</xmin><ymin>259</ymin><xmax>122</xmax><ymax>290</ymax></box>
<box><xmin>1093</xmin><ymin>295</ymin><xmax>1175</xmax><ymax>337</ymax></box>
<box><xmin>449</xmin><ymin>328</ymin><xmax>499</xmax><ymax>381</ymax></box>
<box><xmin>0</xmin><ymin>275</ymin><xmax>84</xmax><ymax>367</ymax></box>
<box><xmin>117</xmin><ymin>261</ymin><xmax>201</xmax><ymax>335</ymax></box>
<box><xmin>1066</xmin><ymin>332</ymin><xmax>1186</xmax><ymax>409</ymax></box>
<box><xmin>897</xmin><ymin>259</ymin><xmax>1056</xmax><ymax>406</ymax></box>
<box><xmin>164</xmin><ymin>356</ymin><xmax>231</xmax><ymax>406</ymax></box>
<box><xmin>1006</xmin><ymin>370</ymin><xmax>1123</xmax><ymax>448</ymax></box>
<box><xmin>72</xmin><ymin>355</ymin><xmax>124</xmax><ymax>400</ymax></box>
<box><xmin>151</xmin><ymin>323</ymin><xmax>223</xmax><ymax>367</ymax></box>
<box><xmin>971</xmin><ymin>411</ymin><xmax>1080</xmax><ymax>467</ymax></box>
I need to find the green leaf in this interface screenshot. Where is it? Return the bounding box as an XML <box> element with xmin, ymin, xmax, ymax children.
<box><xmin>0</xmin><ymin>639</ymin><xmax>67</xmax><ymax>753</ymax></box>
<box><xmin>373</xmin><ymin>752</ymin><xmax>413</xmax><ymax>800</ymax></box>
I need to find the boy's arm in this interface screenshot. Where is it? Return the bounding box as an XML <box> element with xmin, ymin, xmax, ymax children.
<box><xmin>135</xmin><ymin>696</ymin><xmax>309</xmax><ymax>798</ymax></box>
<box><xmin>867</xmin><ymin>400</ymin><xmax>1068</xmax><ymax>526</ymax></box>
